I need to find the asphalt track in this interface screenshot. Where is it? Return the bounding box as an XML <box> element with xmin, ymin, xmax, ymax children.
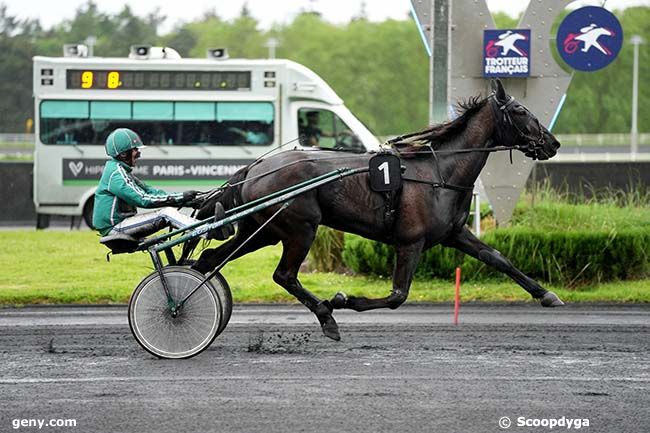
<box><xmin>0</xmin><ymin>304</ymin><xmax>648</xmax><ymax>433</ymax></box>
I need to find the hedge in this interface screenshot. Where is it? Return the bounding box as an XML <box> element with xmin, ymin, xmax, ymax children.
<box><xmin>342</xmin><ymin>227</ymin><xmax>650</xmax><ymax>285</ymax></box>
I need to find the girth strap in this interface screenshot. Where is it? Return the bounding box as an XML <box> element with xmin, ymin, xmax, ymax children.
<box><xmin>401</xmin><ymin>176</ymin><xmax>474</xmax><ymax>192</ymax></box>
<box><xmin>383</xmin><ymin>189</ymin><xmax>400</xmax><ymax>237</ymax></box>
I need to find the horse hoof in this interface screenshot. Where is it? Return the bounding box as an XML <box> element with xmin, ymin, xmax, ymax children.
<box><xmin>315</xmin><ymin>301</ymin><xmax>341</xmax><ymax>341</ymax></box>
<box><xmin>321</xmin><ymin>318</ymin><xmax>341</xmax><ymax>341</ymax></box>
<box><xmin>330</xmin><ymin>292</ymin><xmax>348</xmax><ymax>309</ymax></box>
<box><xmin>540</xmin><ymin>291</ymin><xmax>565</xmax><ymax>307</ymax></box>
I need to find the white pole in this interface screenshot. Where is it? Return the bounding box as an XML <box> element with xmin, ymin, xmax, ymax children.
<box><xmin>473</xmin><ymin>191</ymin><xmax>481</xmax><ymax>238</ymax></box>
<box><xmin>428</xmin><ymin>0</ymin><xmax>435</xmax><ymax>125</ymax></box>
<box><xmin>265</xmin><ymin>38</ymin><xmax>278</xmax><ymax>59</ymax></box>
<box><xmin>630</xmin><ymin>35</ymin><xmax>643</xmax><ymax>156</ymax></box>
<box><xmin>85</xmin><ymin>35</ymin><xmax>96</xmax><ymax>57</ymax></box>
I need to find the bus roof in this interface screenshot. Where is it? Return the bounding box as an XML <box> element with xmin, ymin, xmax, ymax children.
<box><xmin>33</xmin><ymin>56</ymin><xmax>343</xmax><ymax>104</ymax></box>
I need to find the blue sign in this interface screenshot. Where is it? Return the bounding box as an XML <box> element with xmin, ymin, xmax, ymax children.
<box><xmin>483</xmin><ymin>29</ymin><xmax>531</xmax><ymax>78</ymax></box>
<box><xmin>556</xmin><ymin>6</ymin><xmax>623</xmax><ymax>72</ymax></box>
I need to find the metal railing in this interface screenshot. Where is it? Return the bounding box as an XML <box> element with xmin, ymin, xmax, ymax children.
<box><xmin>554</xmin><ymin>133</ymin><xmax>650</xmax><ymax>147</ymax></box>
<box><xmin>0</xmin><ymin>133</ymin><xmax>34</xmax><ymax>143</ymax></box>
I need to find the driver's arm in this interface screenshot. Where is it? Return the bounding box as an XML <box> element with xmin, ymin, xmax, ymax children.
<box><xmin>108</xmin><ymin>167</ymin><xmax>184</xmax><ymax>208</ymax></box>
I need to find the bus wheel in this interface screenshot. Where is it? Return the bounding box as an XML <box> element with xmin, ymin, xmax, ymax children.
<box><xmin>36</xmin><ymin>213</ymin><xmax>50</xmax><ymax>230</ymax></box>
<box><xmin>83</xmin><ymin>196</ymin><xmax>95</xmax><ymax>229</ymax></box>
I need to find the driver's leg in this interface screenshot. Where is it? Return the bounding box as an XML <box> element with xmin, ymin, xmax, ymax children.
<box><xmin>109</xmin><ymin>208</ymin><xmax>197</xmax><ymax>239</ymax></box>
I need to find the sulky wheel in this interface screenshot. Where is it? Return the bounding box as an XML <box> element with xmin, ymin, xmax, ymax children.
<box><xmin>128</xmin><ymin>266</ymin><xmax>227</xmax><ymax>359</ymax></box>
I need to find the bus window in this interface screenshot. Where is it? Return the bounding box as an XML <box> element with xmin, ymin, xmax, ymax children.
<box><xmin>298</xmin><ymin>108</ymin><xmax>363</xmax><ymax>150</ymax></box>
<box><xmin>217</xmin><ymin>102</ymin><xmax>273</xmax><ymax>146</ymax></box>
<box><xmin>38</xmin><ymin>100</ymin><xmax>274</xmax><ymax>147</ymax></box>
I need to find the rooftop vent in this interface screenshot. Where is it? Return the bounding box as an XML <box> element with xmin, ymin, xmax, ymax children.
<box><xmin>206</xmin><ymin>48</ymin><xmax>229</xmax><ymax>60</ymax></box>
<box><xmin>63</xmin><ymin>44</ymin><xmax>89</xmax><ymax>58</ymax></box>
<box><xmin>129</xmin><ymin>45</ymin><xmax>182</xmax><ymax>60</ymax></box>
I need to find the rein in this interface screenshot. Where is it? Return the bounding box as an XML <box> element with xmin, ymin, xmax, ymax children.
<box><xmin>197</xmin><ymin>92</ymin><xmax>547</xmax><ymax>202</ymax></box>
<box><xmin>388</xmin><ymin>92</ymin><xmax>546</xmax><ymax>192</ymax></box>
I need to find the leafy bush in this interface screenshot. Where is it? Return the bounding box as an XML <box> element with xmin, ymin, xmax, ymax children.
<box><xmin>308</xmin><ymin>227</ymin><xmax>345</xmax><ymax>272</ymax></box>
<box><xmin>342</xmin><ymin>228</ymin><xmax>650</xmax><ymax>286</ymax></box>
<box><xmin>342</xmin><ymin>233</ymin><xmax>394</xmax><ymax>276</ymax></box>
<box><xmin>465</xmin><ymin>227</ymin><xmax>650</xmax><ymax>285</ymax></box>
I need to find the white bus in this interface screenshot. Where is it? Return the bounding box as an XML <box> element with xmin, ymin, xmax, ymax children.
<box><xmin>32</xmin><ymin>45</ymin><xmax>380</xmax><ymax>228</ymax></box>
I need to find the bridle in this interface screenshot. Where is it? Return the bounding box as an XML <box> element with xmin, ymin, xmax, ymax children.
<box><xmin>385</xmin><ymin>92</ymin><xmax>549</xmax><ymax>192</ymax></box>
<box><xmin>489</xmin><ymin>92</ymin><xmax>546</xmax><ymax>161</ymax></box>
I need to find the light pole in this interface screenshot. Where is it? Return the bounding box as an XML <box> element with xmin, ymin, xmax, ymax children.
<box><xmin>264</xmin><ymin>37</ymin><xmax>279</xmax><ymax>59</ymax></box>
<box><xmin>630</xmin><ymin>35</ymin><xmax>643</xmax><ymax>156</ymax></box>
<box><xmin>85</xmin><ymin>35</ymin><xmax>97</xmax><ymax>57</ymax></box>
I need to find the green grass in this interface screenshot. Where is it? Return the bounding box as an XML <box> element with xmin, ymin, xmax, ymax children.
<box><xmin>0</xmin><ymin>230</ymin><xmax>647</xmax><ymax>306</ymax></box>
<box><xmin>513</xmin><ymin>201</ymin><xmax>650</xmax><ymax>231</ymax></box>
<box><xmin>0</xmin><ymin>141</ymin><xmax>33</xmax><ymax>149</ymax></box>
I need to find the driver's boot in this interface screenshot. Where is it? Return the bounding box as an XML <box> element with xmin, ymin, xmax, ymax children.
<box><xmin>207</xmin><ymin>202</ymin><xmax>235</xmax><ymax>241</ymax></box>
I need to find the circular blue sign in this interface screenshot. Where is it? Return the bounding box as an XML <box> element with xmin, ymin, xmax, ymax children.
<box><xmin>556</xmin><ymin>6</ymin><xmax>623</xmax><ymax>72</ymax></box>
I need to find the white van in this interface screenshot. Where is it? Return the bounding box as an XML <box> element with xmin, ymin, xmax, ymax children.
<box><xmin>32</xmin><ymin>46</ymin><xmax>380</xmax><ymax>228</ymax></box>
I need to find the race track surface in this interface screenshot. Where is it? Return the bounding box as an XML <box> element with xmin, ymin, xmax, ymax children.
<box><xmin>0</xmin><ymin>304</ymin><xmax>648</xmax><ymax>433</ymax></box>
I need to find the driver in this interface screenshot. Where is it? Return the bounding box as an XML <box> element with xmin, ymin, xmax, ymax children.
<box><xmin>301</xmin><ymin>111</ymin><xmax>332</xmax><ymax>147</ymax></box>
<box><xmin>93</xmin><ymin>128</ymin><xmax>223</xmax><ymax>240</ymax></box>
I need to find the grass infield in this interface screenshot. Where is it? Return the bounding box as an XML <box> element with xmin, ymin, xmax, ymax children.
<box><xmin>0</xmin><ymin>230</ymin><xmax>647</xmax><ymax>306</ymax></box>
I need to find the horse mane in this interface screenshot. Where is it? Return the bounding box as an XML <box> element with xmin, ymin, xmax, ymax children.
<box><xmin>393</xmin><ymin>95</ymin><xmax>488</xmax><ymax>158</ymax></box>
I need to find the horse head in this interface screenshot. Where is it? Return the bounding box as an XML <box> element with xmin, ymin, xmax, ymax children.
<box><xmin>490</xmin><ymin>79</ymin><xmax>560</xmax><ymax>161</ymax></box>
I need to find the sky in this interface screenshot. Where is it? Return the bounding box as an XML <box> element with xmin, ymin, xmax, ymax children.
<box><xmin>3</xmin><ymin>0</ymin><xmax>649</xmax><ymax>33</ymax></box>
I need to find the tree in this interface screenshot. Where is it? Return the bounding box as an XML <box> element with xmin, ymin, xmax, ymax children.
<box><xmin>1</xmin><ymin>3</ymin><xmax>648</xmax><ymax>134</ymax></box>
<box><xmin>0</xmin><ymin>5</ymin><xmax>37</xmax><ymax>131</ymax></box>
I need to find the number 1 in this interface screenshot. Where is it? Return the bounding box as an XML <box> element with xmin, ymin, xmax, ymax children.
<box><xmin>378</xmin><ymin>161</ymin><xmax>390</xmax><ymax>185</ymax></box>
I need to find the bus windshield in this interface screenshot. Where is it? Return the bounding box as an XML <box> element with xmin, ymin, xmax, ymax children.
<box><xmin>39</xmin><ymin>100</ymin><xmax>274</xmax><ymax>147</ymax></box>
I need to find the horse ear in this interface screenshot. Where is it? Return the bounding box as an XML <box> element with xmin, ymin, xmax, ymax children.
<box><xmin>491</xmin><ymin>78</ymin><xmax>507</xmax><ymax>102</ymax></box>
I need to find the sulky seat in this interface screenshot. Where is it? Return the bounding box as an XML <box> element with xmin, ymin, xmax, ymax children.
<box><xmin>99</xmin><ymin>233</ymin><xmax>142</xmax><ymax>254</ymax></box>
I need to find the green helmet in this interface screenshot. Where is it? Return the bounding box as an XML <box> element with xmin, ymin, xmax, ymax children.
<box><xmin>105</xmin><ymin>128</ymin><xmax>145</xmax><ymax>158</ymax></box>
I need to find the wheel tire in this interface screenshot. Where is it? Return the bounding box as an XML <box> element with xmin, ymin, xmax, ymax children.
<box><xmin>211</xmin><ymin>272</ymin><xmax>233</xmax><ymax>334</ymax></box>
<box><xmin>128</xmin><ymin>266</ymin><xmax>224</xmax><ymax>359</ymax></box>
<box><xmin>83</xmin><ymin>196</ymin><xmax>95</xmax><ymax>229</ymax></box>
<box><xmin>36</xmin><ymin>213</ymin><xmax>50</xmax><ymax>230</ymax></box>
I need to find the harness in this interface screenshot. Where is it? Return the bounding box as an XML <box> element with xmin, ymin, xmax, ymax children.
<box><xmin>194</xmin><ymin>92</ymin><xmax>547</xmax><ymax>238</ymax></box>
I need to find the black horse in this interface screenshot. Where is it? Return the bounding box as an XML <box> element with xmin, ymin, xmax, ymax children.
<box><xmin>189</xmin><ymin>79</ymin><xmax>564</xmax><ymax>341</ymax></box>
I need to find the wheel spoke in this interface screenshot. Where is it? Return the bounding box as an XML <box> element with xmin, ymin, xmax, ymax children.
<box><xmin>128</xmin><ymin>267</ymin><xmax>226</xmax><ymax>359</ymax></box>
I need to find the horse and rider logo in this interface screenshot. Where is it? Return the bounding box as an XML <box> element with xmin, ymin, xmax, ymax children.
<box><xmin>485</xmin><ymin>30</ymin><xmax>528</xmax><ymax>57</ymax></box>
<box><xmin>557</xmin><ymin>6</ymin><xmax>623</xmax><ymax>72</ymax></box>
<box><xmin>563</xmin><ymin>24</ymin><xmax>615</xmax><ymax>55</ymax></box>
<box><xmin>483</xmin><ymin>29</ymin><xmax>531</xmax><ymax>78</ymax></box>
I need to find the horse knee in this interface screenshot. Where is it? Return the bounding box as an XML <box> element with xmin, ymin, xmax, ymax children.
<box><xmin>387</xmin><ymin>290</ymin><xmax>408</xmax><ymax>309</ymax></box>
<box><xmin>272</xmin><ymin>269</ymin><xmax>289</xmax><ymax>287</ymax></box>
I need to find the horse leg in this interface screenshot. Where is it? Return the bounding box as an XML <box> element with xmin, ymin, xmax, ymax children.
<box><xmin>330</xmin><ymin>240</ymin><xmax>425</xmax><ymax>312</ymax></box>
<box><xmin>191</xmin><ymin>222</ymin><xmax>278</xmax><ymax>274</ymax></box>
<box><xmin>443</xmin><ymin>226</ymin><xmax>564</xmax><ymax>307</ymax></box>
<box><xmin>273</xmin><ymin>229</ymin><xmax>341</xmax><ymax>341</ymax></box>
